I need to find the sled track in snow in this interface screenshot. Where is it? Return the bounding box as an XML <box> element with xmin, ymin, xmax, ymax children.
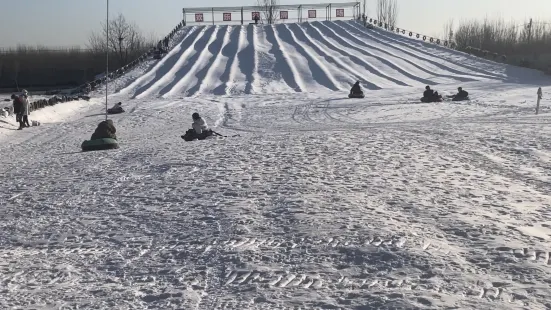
<box><xmin>117</xmin><ymin>21</ymin><xmax>509</xmax><ymax>98</ymax></box>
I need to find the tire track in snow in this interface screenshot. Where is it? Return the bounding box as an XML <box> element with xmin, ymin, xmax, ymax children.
<box><xmin>162</xmin><ymin>26</ymin><xmax>222</xmax><ymax>97</ymax></box>
<box><xmin>125</xmin><ymin>26</ymin><xmax>203</xmax><ymax>98</ymax></box>
<box><xmin>263</xmin><ymin>25</ymin><xmax>305</xmax><ymax>92</ymax></box>
<box><xmin>211</xmin><ymin>26</ymin><xmax>241</xmax><ymax>96</ymax></box>
<box><xmin>338</xmin><ymin>21</ymin><xmax>503</xmax><ymax>80</ymax></box>
<box><xmin>312</xmin><ymin>22</ymin><xmax>438</xmax><ymax>87</ymax></box>
<box><xmin>186</xmin><ymin>25</ymin><xmax>230</xmax><ymax>97</ymax></box>
<box><xmin>134</xmin><ymin>26</ymin><xmax>214</xmax><ymax>99</ymax></box>
<box><xmin>277</xmin><ymin>24</ymin><xmax>341</xmax><ymax>91</ymax></box>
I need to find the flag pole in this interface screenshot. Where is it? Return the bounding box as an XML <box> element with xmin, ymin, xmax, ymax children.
<box><xmin>105</xmin><ymin>0</ymin><xmax>109</xmax><ymax>120</ymax></box>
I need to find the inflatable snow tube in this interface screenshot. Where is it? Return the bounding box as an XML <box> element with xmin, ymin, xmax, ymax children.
<box><xmin>348</xmin><ymin>93</ymin><xmax>365</xmax><ymax>99</ymax></box>
<box><xmin>81</xmin><ymin>138</ymin><xmax>119</xmax><ymax>152</ymax></box>
<box><xmin>452</xmin><ymin>96</ymin><xmax>470</xmax><ymax>102</ymax></box>
<box><xmin>181</xmin><ymin>129</ymin><xmax>214</xmax><ymax>142</ymax></box>
<box><xmin>107</xmin><ymin>107</ymin><xmax>125</xmax><ymax>114</ymax></box>
<box><xmin>420</xmin><ymin>97</ymin><xmax>443</xmax><ymax>103</ymax></box>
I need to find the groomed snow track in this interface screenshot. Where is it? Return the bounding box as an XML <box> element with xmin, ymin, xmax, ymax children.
<box><xmin>118</xmin><ymin>20</ymin><xmax>511</xmax><ymax>99</ymax></box>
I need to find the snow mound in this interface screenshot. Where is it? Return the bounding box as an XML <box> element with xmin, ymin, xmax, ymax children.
<box><xmin>115</xmin><ymin>20</ymin><xmax>546</xmax><ymax>99</ymax></box>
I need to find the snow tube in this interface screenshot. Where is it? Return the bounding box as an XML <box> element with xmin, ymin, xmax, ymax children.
<box><xmin>81</xmin><ymin>138</ymin><xmax>119</xmax><ymax>152</ymax></box>
<box><xmin>107</xmin><ymin>107</ymin><xmax>125</xmax><ymax>114</ymax></box>
<box><xmin>452</xmin><ymin>96</ymin><xmax>470</xmax><ymax>102</ymax></box>
<box><xmin>420</xmin><ymin>97</ymin><xmax>443</xmax><ymax>103</ymax></box>
<box><xmin>181</xmin><ymin>129</ymin><xmax>214</xmax><ymax>142</ymax></box>
<box><xmin>348</xmin><ymin>93</ymin><xmax>365</xmax><ymax>99</ymax></box>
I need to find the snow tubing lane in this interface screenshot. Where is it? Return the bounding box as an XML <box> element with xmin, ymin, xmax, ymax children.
<box><xmin>81</xmin><ymin>138</ymin><xmax>120</xmax><ymax>152</ymax></box>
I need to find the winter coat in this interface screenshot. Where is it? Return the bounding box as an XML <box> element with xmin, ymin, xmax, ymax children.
<box><xmin>192</xmin><ymin>117</ymin><xmax>208</xmax><ymax>134</ymax></box>
<box><xmin>19</xmin><ymin>95</ymin><xmax>30</xmax><ymax>116</ymax></box>
<box><xmin>456</xmin><ymin>90</ymin><xmax>468</xmax><ymax>98</ymax></box>
<box><xmin>91</xmin><ymin>119</ymin><xmax>117</xmax><ymax>140</ymax></box>
<box><xmin>423</xmin><ymin>89</ymin><xmax>434</xmax><ymax>98</ymax></box>
<box><xmin>351</xmin><ymin>83</ymin><xmax>362</xmax><ymax>94</ymax></box>
<box><xmin>13</xmin><ymin>97</ymin><xmax>22</xmax><ymax>115</ymax></box>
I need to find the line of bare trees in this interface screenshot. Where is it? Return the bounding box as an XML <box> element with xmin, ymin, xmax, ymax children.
<box><xmin>444</xmin><ymin>18</ymin><xmax>551</xmax><ymax>70</ymax></box>
<box><xmin>0</xmin><ymin>14</ymin><xmax>156</xmax><ymax>91</ymax></box>
<box><xmin>376</xmin><ymin>0</ymin><xmax>398</xmax><ymax>28</ymax></box>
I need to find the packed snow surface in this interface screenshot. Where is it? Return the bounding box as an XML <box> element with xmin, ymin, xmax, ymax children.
<box><xmin>2</xmin><ymin>21</ymin><xmax>551</xmax><ymax>310</ymax></box>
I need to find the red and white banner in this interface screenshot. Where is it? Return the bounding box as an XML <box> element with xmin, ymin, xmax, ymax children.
<box><xmin>223</xmin><ymin>13</ymin><xmax>232</xmax><ymax>21</ymax></box>
<box><xmin>280</xmin><ymin>11</ymin><xmax>288</xmax><ymax>20</ymax></box>
<box><xmin>336</xmin><ymin>9</ymin><xmax>344</xmax><ymax>17</ymax></box>
<box><xmin>252</xmin><ymin>11</ymin><xmax>260</xmax><ymax>20</ymax></box>
<box><xmin>308</xmin><ymin>10</ymin><xmax>316</xmax><ymax>18</ymax></box>
<box><xmin>195</xmin><ymin>13</ymin><xmax>204</xmax><ymax>22</ymax></box>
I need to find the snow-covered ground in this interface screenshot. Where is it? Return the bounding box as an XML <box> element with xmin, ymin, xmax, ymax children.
<box><xmin>2</xmin><ymin>21</ymin><xmax>551</xmax><ymax>310</ymax></box>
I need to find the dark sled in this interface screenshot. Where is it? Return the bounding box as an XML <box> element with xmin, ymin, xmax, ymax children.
<box><xmin>420</xmin><ymin>97</ymin><xmax>443</xmax><ymax>103</ymax></box>
<box><xmin>181</xmin><ymin>129</ymin><xmax>214</xmax><ymax>142</ymax></box>
<box><xmin>451</xmin><ymin>96</ymin><xmax>470</xmax><ymax>102</ymax></box>
<box><xmin>107</xmin><ymin>107</ymin><xmax>125</xmax><ymax>114</ymax></box>
<box><xmin>348</xmin><ymin>93</ymin><xmax>365</xmax><ymax>99</ymax></box>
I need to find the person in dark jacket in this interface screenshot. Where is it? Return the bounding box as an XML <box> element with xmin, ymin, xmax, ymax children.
<box><xmin>450</xmin><ymin>87</ymin><xmax>469</xmax><ymax>101</ymax></box>
<box><xmin>12</xmin><ymin>94</ymin><xmax>22</xmax><ymax>123</ymax></box>
<box><xmin>91</xmin><ymin>119</ymin><xmax>117</xmax><ymax>140</ymax></box>
<box><xmin>422</xmin><ymin>86</ymin><xmax>442</xmax><ymax>102</ymax></box>
<box><xmin>350</xmin><ymin>81</ymin><xmax>363</xmax><ymax>95</ymax></box>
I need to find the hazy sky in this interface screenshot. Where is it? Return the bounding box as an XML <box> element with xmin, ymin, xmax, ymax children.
<box><xmin>1</xmin><ymin>0</ymin><xmax>551</xmax><ymax>48</ymax></box>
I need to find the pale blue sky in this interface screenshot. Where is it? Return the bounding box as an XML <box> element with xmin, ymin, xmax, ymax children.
<box><xmin>1</xmin><ymin>0</ymin><xmax>551</xmax><ymax>48</ymax></box>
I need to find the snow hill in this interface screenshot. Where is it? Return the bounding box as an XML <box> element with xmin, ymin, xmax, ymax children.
<box><xmin>117</xmin><ymin>20</ymin><xmax>517</xmax><ymax>98</ymax></box>
<box><xmin>2</xmin><ymin>20</ymin><xmax>551</xmax><ymax>310</ymax></box>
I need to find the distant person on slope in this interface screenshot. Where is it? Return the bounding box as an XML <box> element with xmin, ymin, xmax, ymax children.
<box><xmin>350</xmin><ymin>81</ymin><xmax>363</xmax><ymax>95</ymax></box>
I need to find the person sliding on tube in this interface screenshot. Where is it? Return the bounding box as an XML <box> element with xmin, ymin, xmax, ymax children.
<box><xmin>182</xmin><ymin>113</ymin><xmax>213</xmax><ymax>141</ymax></box>
<box><xmin>350</xmin><ymin>81</ymin><xmax>363</xmax><ymax>95</ymax></box>
<box><xmin>449</xmin><ymin>87</ymin><xmax>469</xmax><ymax>101</ymax></box>
<box><xmin>422</xmin><ymin>86</ymin><xmax>442</xmax><ymax>102</ymax></box>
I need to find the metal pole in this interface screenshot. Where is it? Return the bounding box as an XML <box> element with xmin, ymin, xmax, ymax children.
<box><xmin>105</xmin><ymin>0</ymin><xmax>109</xmax><ymax>121</ymax></box>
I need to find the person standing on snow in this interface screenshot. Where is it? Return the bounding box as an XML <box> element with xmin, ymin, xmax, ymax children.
<box><xmin>18</xmin><ymin>90</ymin><xmax>31</xmax><ymax>129</ymax></box>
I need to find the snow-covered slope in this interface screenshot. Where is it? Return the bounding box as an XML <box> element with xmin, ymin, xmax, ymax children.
<box><xmin>2</xmin><ymin>20</ymin><xmax>551</xmax><ymax>310</ymax></box>
<box><xmin>117</xmin><ymin>20</ymin><xmax>528</xmax><ymax>99</ymax></box>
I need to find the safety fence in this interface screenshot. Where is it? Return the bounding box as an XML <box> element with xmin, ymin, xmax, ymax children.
<box><xmin>183</xmin><ymin>2</ymin><xmax>361</xmax><ymax>25</ymax></box>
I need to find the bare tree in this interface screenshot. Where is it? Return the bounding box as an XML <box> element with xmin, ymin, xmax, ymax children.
<box><xmin>87</xmin><ymin>13</ymin><xmax>154</xmax><ymax>66</ymax></box>
<box><xmin>377</xmin><ymin>0</ymin><xmax>398</xmax><ymax>28</ymax></box>
<box><xmin>442</xmin><ymin>19</ymin><xmax>454</xmax><ymax>42</ymax></box>
<box><xmin>257</xmin><ymin>0</ymin><xmax>279</xmax><ymax>24</ymax></box>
